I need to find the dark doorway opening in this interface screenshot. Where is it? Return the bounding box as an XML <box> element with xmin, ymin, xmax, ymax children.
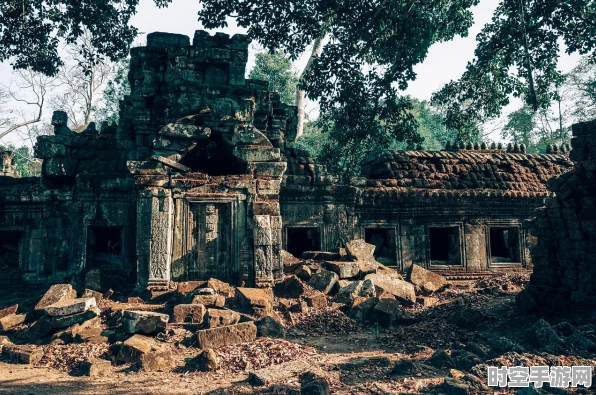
<box><xmin>490</xmin><ymin>227</ymin><xmax>520</xmax><ymax>263</ymax></box>
<box><xmin>364</xmin><ymin>228</ymin><xmax>396</xmax><ymax>265</ymax></box>
<box><xmin>0</xmin><ymin>231</ymin><xmax>22</xmax><ymax>270</ymax></box>
<box><xmin>179</xmin><ymin>134</ymin><xmax>246</xmax><ymax>176</ymax></box>
<box><xmin>286</xmin><ymin>227</ymin><xmax>320</xmax><ymax>259</ymax></box>
<box><xmin>429</xmin><ymin>227</ymin><xmax>461</xmax><ymax>265</ymax></box>
<box><xmin>87</xmin><ymin>226</ymin><xmax>123</xmax><ymax>268</ymax></box>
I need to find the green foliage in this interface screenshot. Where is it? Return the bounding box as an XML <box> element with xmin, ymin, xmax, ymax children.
<box><xmin>431</xmin><ymin>0</ymin><xmax>596</xmax><ymax>133</ymax></box>
<box><xmin>0</xmin><ymin>0</ymin><xmax>172</xmax><ymax>76</ymax></box>
<box><xmin>502</xmin><ymin>106</ymin><xmax>536</xmax><ymax>150</ymax></box>
<box><xmin>199</xmin><ymin>0</ymin><xmax>479</xmax><ymax>147</ymax></box>
<box><xmin>0</xmin><ymin>144</ymin><xmax>40</xmax><ymax>177</ymax></box>
<box><xmin>295</xmin><ymin>97</ymin><xmax>455</xmax><ymax>179</ymax></box>
<box><xmin>94</xmin><ymin>57</ymin><xmax>131</xmax><ymax>126</ymax></box>
<box><xmin>248</xmin><ymin>51</ymin><xmax>298</xmax><ymax>106</ymax></box>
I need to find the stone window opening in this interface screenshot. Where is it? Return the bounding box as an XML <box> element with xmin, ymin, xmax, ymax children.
<box><xmin>0</xmin><ymin>231</ymin><xmax>22</xmax><ymax>270</ymax></box>
<box><xmin>429</xmin><ymin>227</ymin><xmax>462</xmax><ymax>266</ymax></box>
<box><xmin>87</xmin><ymin>226</ymin><xmax>123</xmax><ymax>268</ymax></box>
<box><xmin>179</xmin><ymin>134</ymin><xmax>246</xmax><ymax>176</ymax></box>
<box><xmin>489</xmin><ymin>227</ymin><xmax>521</xmax><ymax>263</ymax></box>
<box><xmin>364</xmin><ymin>228</ymin><xmax>396</xmax><ymax>266</ymax></box>
<box><xmin>286</xmin><ymin>227</ymin><xmax>321</xmax><ymax>259</ymax></box>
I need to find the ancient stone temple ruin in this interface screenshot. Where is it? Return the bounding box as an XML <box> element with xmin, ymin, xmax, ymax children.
<box><xmin>520</xmin><ymin>120</ymin><xmax>596</xmax><ymax>309</ymax></box>
<box><xmin>0</xmin><ymin>149</ymin><xmax>18</xmax><ymax>178</ymax></box>
<box><xmin>0</xmin><ymin>30</ymin><xmax>575</xmax><ymax>290</ymax></box>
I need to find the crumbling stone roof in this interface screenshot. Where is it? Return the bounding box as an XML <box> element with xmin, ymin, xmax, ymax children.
<box><xmin>360</xmin><ymin>149</ymin><xmax>573</xmax><ymax>195</ymax></box>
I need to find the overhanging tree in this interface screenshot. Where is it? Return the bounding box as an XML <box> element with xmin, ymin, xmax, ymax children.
<box><xmin>431</xmin><ymin>0</ymin><xmax>596</xmax><ymax>135</ymax></box>
<box><xmin>248</xmin><ymin>51</ymin><xmax>298</xmax><ymax>106</ymax></box>
<box><xmin>198</xmin><ymin>0</ymin><xmax>480</xmax><ymax>146</ymax></box>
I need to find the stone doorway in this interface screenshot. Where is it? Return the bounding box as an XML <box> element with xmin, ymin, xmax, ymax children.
<box><xmin>0</xmin><ymin>230</ymin><xmax>22</xmax><ymax>270</ymax></box>
<box><xmin>188</xmin><ymin>203</ymin><xmax>233</xmax><ymax>282</ymax></box>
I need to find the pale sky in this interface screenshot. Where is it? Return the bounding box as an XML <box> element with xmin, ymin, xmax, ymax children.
<box><xmin>0</xmin><ymin>0</ymin><xmax>583</xmax><ymax>145</ymax></box>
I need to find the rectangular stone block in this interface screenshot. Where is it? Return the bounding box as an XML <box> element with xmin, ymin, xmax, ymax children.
<box><xmin>196</xmin><ymin>321</ymin><xmax>256</xmax><ymax>349</ymax></box>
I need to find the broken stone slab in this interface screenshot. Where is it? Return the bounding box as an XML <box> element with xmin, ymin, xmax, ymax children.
<box><xmin>117</xmin><ymin>334</ymin><xmax>156</xmax><ymax>363</ymax></box>
<box><xmin>173</xmin><ymin>304</ymin><xmax>206</xmax><ymax>324</ymax></box>
<box><xmin>0</xmin><ymin>304</ymin><xmax>18</xmax><ymax>319</ymax></box>
<box><xmin>191</xmin><ymin>294</ymin><xmax>225</xmax><ymax>307</ymax></box>
<box><xmin>81</xmin><ymin>289</ymin><xmax>103</xmax><ymax>304</ymax></box>
<box><xmin>196</xmin><ymin>321</ymin><xmax>257</xmax><ymax>349</ymax></box>
<box><xmin>417</xmin><ymin>296</ymin><xmax>439</xmax><ymax>307</ymax></box>
<box><xmin>177</xmin><ymin>281</ymin><xmax>206</xmax><ymax>293</ymax></box>
<box><xmin>295</xmin><ymin>265</ymin><xmax>313</xmax><ymax>281</ymax></box>
<box><xmin>305</xmin><ymin>292</ymin><xmax>327</xmax><ymax>309</ymax></box>
<box><xmin>140</xmin><ymin>348</ymin><xmax>176</xmax><ymax>371</ymax></box>
<box><xmin>345</xmin><ymin>239</ymin><xmax>376</xmax><ymax>261</ymax></box>
<box><xmin>300</xmin><ymin>371</ymin><xmax>331</xmax><ymax>395</ymax></box>
<box><xmin>25</xmin><ymin>316</ymin><xmax>53</xmax><ymax>341</ymax></box>
<box><xmin>371</xmin><ymin>298</ymin><xmax>415</xmax><ymax>327</ymax></box>
<box><xmin>207</xmin><ymin>278</ymin><xmax>234</xmax><ymax>297</ymax></box>
<box><xmin>357</xmin><ymin>259</ymin><xmax>379</xmax><ymax>276</ymax></box>
<box><xmin>273</xmin><ymin>275</ymin><xmax>306</xmax><ymax>298</ymax></box>
<box><xmin>281</xmin><ymin>250</ymin><xmax>301</xmax><ymax>270</ymax></box>
<box><xmin>336</xmin><ymin>280</ymin><xmax>375</xmax><ymax>305</ymax></box>
<box><xmin>0</xmin><ymin>336</ymin><xmax>11</xmax><ymax>353</ymax></box>
<box><xmin>407</xmin><ymin>264</ymin><xmax>448</xmax><ymax>293</ymax></box>
<box><xmin>349</xmin><ymin>297</ymin><xmax>379</xmax><ymax>323</ymax></box>
<box><xmin>364</xmin><ymin>273</ymin><xmax>416</xmax><ymax>305</ymax></box>
<box><xmin>81</xmin><ymin>359</ymin><xmax>112</xmax><ymax>377</ymax></box>
<box><xmin>206</xmin><ymin>308</ymin><xmax>240</xmax><ymax>328</ymax></box>
<box><xmin>49</xmin><ymin>307</ymin><xmax>100</xmax><ymax>329</ymax></box>
<box><xmin>44</xmin><ymin>297</ymin><xmax>97</xmax><ymax>317</ymax></box>
<box><xmin>188</xmin><ymin>348</ymin><xmax>219</xmax><ymax>371</ymax></box>
<box><xmin>122</xmin><ymin>310</ymin><xmax>169</xmax><ymax>334</ymax></box>
<box><xmin>323</xmin><ymin>261</ymin><xmax>361</xmax><ymax>279</ymax></box>
<box><xmin>442</xmin><ymin>378</ymin><xmax>470</xmax><ymax>395</ymax></box>
<box><xmin>0</xmin><ymin>313</ymin><xmax>27</xmax><ymax>331</ymax></box>
<box><xmin>2</xmin><ymin>344</ymin><xmax>44</xmax><ymax>364</ymax></box>
<box><xmin>256</xmin><ymin>316</ymin><xmax>286</xmax><ymax>338</ymax></box>
<box><xmin>235</xmin><ymin>287</ymin><xmax>274</xmax><ymax>317</ymax></box>
<box><xmin>34</xmin><ymin>284</ymin><xmax>77</xmax><ymax>312</ymax></box>
<box><xmin>308</xmin><ymin>269</ymin><xmax>339</xmax><ymax>294</ymax></box>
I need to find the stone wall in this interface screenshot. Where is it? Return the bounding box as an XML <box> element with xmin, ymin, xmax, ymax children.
<box><xmin>0</xmin><ymin>149</ymin><xmax>18</xmax><ymax>177</ymax></box>
<box><xmin>519</xmin><ymin>120</ymin><xmax>596</xmax><ymax>309</ymax></box>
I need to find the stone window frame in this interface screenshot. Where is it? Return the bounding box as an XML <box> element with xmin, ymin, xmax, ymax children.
<box><xmin>358</xmin><ymin>222</ymin><xmax>400</xmax><ymax>270</ymax></box>
<box><xmin>425</xmin><ymin>222</ymin><xmax>465</xmax><ymax>270</ymax></box>
<box><xmin>485</xmin><ymin>220</ymin><xmax>524</xmax><ymax>268</ymax></box>
<box><xmin>84</xmin><ymin>221</ymin><xmax>128</xmax><ymax>271</ymax></box>
<box><xmin>283</xmin><ymin>223</ymin><xmax>324</xmax><ymax>255</ymax></box>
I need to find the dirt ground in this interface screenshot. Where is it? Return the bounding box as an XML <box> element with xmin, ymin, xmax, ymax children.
<box><xmin>1</xmin><ymin>275</ymin><xmax>595</xmax><ymax>395</ymax></box>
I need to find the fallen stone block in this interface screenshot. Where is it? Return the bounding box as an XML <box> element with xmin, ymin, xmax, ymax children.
<box><xmin>196</xmin><ymin>321</ymin><xmax>257</xmax><ymax>349</ymax></box>
<box><xmin>273</xmin><ymin>275</ymin><xmax>306</xmax><ymax>298</ymax></box>
<box><xmin>345</xmin><ymin>239</ymin><xmax>376</xmax><ymax>261</ymax></box>
<box><xmin>25</xmin><ymin>316</ymin><xmax>53</xmax><ymax>341</ymax></box>
<box><xmin>323</xmin><ymin>261</ymin><xmax>360</xmax><ymax>279</ymax></box>
<box><xmin>417</xmin><ymin>296</ymin><xmax>439</xmax><ymax>307</ymax></box>
<box><xmin>336</xmin><ymin>279</ymin><xmax>375</xmax><ymax>305</ymax></box>
<box><xmin>176</xmin><ymin>281</ymin><xmax>206</xmax><ymax>293</ymax></box>
<box><xmin>206</xmin><ymin>308</ymin><xmax>240</xmax><ymax>328</ymax></box>
<box><xmin>308</xmin><ymin>269</ymin><xmax>339</xmax><ymax>294</ymax></box>
<box><xmin>407</xmin><ymin>264</ymin><xmax>447</xmax><ymax>293</ymax></box>
<box><xmin>0</xmin><ymin>304</ymin><xmax>18</xmax><ymax>319</ymax></box>
<box><xmin>357</xmin><ymin>259</ymin><xmax>379</xmax><ymax>276</ymax></box>
<box><xmin>207</xmin><ymin>278</ymin><xmax>234</xmax><ymax>297</ymax></box>
<box><xmin>0</xmin><ymin>336</ymin><xmax>11</xmax><ymax>352</ymax></box>
<box><xmin>442</xmin><ymin>378</ymin><xmax>470</xmax><ymax>395</ymax></box>
<box><xmin>300</xmin><ymin>371</ymin><xmax>330</xmax><ymax>395</ymax></box>
<box><xmin>188</xmin><ymin>348</ymin><xmax>219</xmax><ymax>371</ymax></box>
<box><xmin>428</xmin><ymin>349</ymin><xmax>455</xmax><ymax>369</ymax></box>
<box><xmin>34</xmin><ymin>284</ymin><xmax>77</xmax><ymax>311</ymax></box>
<box><xmin>281</xmin><ymin>250</ymin><xmax>301</xmax><ymax>269</ymax></box>
<box><xmin>173</xmin><ymin>304</ymin><xmax>206</xmax><ymax>324</ymax></box>
<box><xmin>191</xmin><ymin>294</ymin><xmax>218</xmax><ymax>306</ymax></box>
<box><xmin>305</xmin><ymin>292</ymin><xmax>327</xmax><ymax>309</ymax></box>
<box><xmin>256</xmin><ymin>316</ymin><xmax>285</xmax><ymax>338</ymax></box>
<box><xmin>49</xmin><ymin>308</ymin><xmax>100</xmax><ymax>329</ymax></box>
<box><xmin>278</xmin><ymin>298</ymin><xmax>301</xmax><ymax>312</ymax></box>
<box><xmin>2</xmin><ymin>344</ymin><xmax>43</xmax><ymax>364</ymax></box>
<box><xmin>235</xmin><ymin>287</ymin><xmax>273</xmax><ymax>317</ymax></box>
<box><xmin>127</xmin><ymin>297</ymin><xmax>144</xmax><ymax>304</ymax></box>
<box><xmin>295</xmin><ymin>265</ymin><xmax>313</xmax><ymax>281</ymax></box>
<box><xmin>44</xmin><ymin>297</ymin><xmax>97</xmax><ymax>317</ymax></box>
<box><xmin>81</xmin><ymin>359</ymin><xmax>112</xmax><ymax>377</ymax></box>
<box><xmin>302</xmin><ymin>251</ymin><xmax>341</xmax><ymax>261</ymax></box>
<box><xmin>365</xmin><ymin>273</ymin><xmax>416</xmax><ymax>304</ymax></box>
<box><xmin>140</xmin><ymin>349</ymin><xmax>175</xmax><ymax>372</ymax></box>
<box><xmin>0</xmin><ymin>314</ymin><xmax>27</xmax><ymax>331</ymax></box>
<box><xmin>349</xmin><ymin>297</ymin><xmax>378</xmax><ymax>323</ymax></box>
<box><xmin>117</xmin><ymin>334</ymin><xmax>161</xmax><ymax>363</ymax></box>
<box><xmin>81</xmin><ymin>289</ymin><xmax>103</xmax><ymax>304</ymax></box>
<box><xmin>371</xmin><ymin>298</ymin><xmax>415</xmax><ymax>327</ymax></box>
<box><xmin>122</xmin><ymin>310</ymin><xmax>169</xmax><ymax>334</ymax></box>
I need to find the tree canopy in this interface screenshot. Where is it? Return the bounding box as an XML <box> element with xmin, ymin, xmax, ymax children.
<box><xmin>0</xmin><ymin>0</ymin><xmax>172</xmax><ymax>76</ymax></box>
<box><xmin>199</xmin><ymin>0</ymin><xmax>479</xmax><ymax>146</ymax></box>
<box><xmin>248</xmin><ymin>51</ymin><xmax>298</xmax><ymax>106</ymax></box>
<box><xmin>431</xmin><ymin>0</ymin><xmax>596</xmax><ymax>135</ymax></box>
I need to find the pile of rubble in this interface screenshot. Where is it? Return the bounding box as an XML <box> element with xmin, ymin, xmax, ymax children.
<box><xmin>0</xmin><ymin>238</ymin><xmax>451</xmax><ymax>380</ymax></box>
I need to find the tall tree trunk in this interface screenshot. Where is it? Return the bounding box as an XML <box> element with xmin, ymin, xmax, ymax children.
<box><xmin>295</xmin><ymin>36</ymin><xmax>325</xmax><ymax>138</ymax></box>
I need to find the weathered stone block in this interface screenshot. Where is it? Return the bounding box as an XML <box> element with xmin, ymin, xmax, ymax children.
<box><xmin>122</xmin><ymin>311</ymin><xmax>169</xmax><ymax>334</ymax></box>
<box><xmin>371</xmin><ymin>299</ymin><xmax>414</xmax><ymax>327</ymax></box>
<box><xmin>49</xmin><ymin>308</ymin><xmax>100</xmax><ymax>329</ymax></box>
<box><xmin>173</xmin><ymin>304</ymin><xmax>206</xmax><ymax>324</ymax></box>
<box><xmin>407</xmin><ymin>264</ymin><xmax>447</xmax><ymax>293</ymax></box>
<box><xmin>235</xmin><ymin>288</ymin><xmax>273</xmax><ymax>317</ymax></box>
<box><xmin>308</xmin><ymin>269</ymin><xmax>339</xmax><ymax>294</ymax></box>
<box><xmin>323</xmin><ymin>261</ymin><xmax>361</xmax><ymax>279</ymax></box>
<box><xmin>206</xmin><ymin>308</ymin><xmax>240</xmax><ymax>328</ymax></box>
<box><xmin>256</xmin><ymin>316</ymin><xmax>285</xmax><ymax>338</ymax></box>
<box><xmin>82</xmin><ymin>359</ymin><xmax>112</xmax><ymax>377</ymax></box>
<box><xmin>0</xmin><ymin>304</ymin><xmax>18</xmax><ymax>319</ymax></box>
<box><xmin>365</xmin><ymin>273</ymin><xmax>416</xmax><ymax>305</ymax></box>
<box><xmin>0</xmin><ymin>313</ymin><xmax>27</xmax><ymax>331</ymax></box>
<box><xmin>305</xmin><ymin>292</ymin><xmax>327</xmax><ymax>309</ymax></box>
<box><xmin>35</xmin><ymin>284</ymin><xmax>77</xmax><ymax>311</ymax></box>
<box><xmin>177</xmin><ymin>281</ymin><xmax>206</xmax><ymax>293</ymax></box>
<box><xmin>273</xmin><ymin>275</ymin><xmax>306</xmax><ymax>298</ymax></box>
<box><xmin>196</xmin><ymin>321</ymin><xmax>257</xmax><ymax>349</ymax></box>
<box><xmin>2</xmin><ymin>344</ymin><xmax>43</xmax><ymax>364</ymax></box>
<box><xmin>44</xmin><ymin>297</ymin><xmax>97</xmax><ymax>317</ymax></box>
<box><xmin>345</xmin><ymin>239</ymin><xmax>376</xmax><ymax>261</ymax></box>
